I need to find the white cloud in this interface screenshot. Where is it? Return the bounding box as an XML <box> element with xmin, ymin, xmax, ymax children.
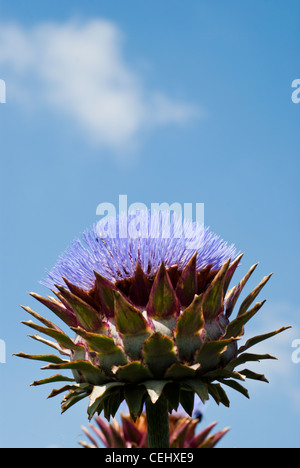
<box><xmin>0</xmin><ymin>19</ymin><xmax>199</xmax><ymax>151</ymax></box>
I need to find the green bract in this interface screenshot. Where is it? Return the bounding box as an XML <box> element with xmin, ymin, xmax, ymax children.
<box><xmin>17</xmin><ymin>253</ymin><xmax>289</xmax><ymax>421</ymax></box>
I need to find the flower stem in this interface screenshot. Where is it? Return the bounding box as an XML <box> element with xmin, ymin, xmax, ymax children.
<box><xmin>145</xmin><ymin>395</ymin><xmax>170</xmax><ymax>448</ymax></box>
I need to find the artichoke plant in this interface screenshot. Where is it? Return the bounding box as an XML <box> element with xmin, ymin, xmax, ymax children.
<box><xmin>80</xmin><ymin>412</ymin><xmax>229</xmax><ymax>449</ymax></box>
<box><xmin>17</xmin><ymin>211</ymin><xmax>289</xmax><ymax>447</ymax></box>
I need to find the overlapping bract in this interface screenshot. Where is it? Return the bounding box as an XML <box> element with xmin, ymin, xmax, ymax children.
<box><xmin>80</xmin><ymin>413</ymin><xmax>229</xmax><ymax>449</ymax></box>
<box><xmin>17</xmin><ymin>251</ymin><xmax>289</xmax><ymax>422</ymax></box>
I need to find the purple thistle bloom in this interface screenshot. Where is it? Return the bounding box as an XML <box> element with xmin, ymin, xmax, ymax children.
<box><xmin>43</xmin><ymin>209</ymin><xmax>237</xmax><ymax>290</ymax></box>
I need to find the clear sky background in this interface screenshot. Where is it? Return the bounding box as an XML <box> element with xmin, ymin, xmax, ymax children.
<box><xmin>0</xmin><ymin>0</ymin><xmax>299</xmax><ymax>448</ymax></box>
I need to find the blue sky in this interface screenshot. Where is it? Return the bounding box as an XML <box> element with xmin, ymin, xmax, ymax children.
<box><xmin>0</xmin><ymin>0</ymin><xmax>299</xmax><ymax>448</ymax></box>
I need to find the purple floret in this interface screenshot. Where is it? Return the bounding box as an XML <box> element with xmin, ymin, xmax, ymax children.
<box><xmin>43</xmin><ymin>209</ymin><xmax>237</xmax><ymax>290</ymax></box>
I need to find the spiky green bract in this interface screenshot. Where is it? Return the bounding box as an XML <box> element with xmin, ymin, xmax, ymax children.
<box><xmin>17</xmin><ymin>255</ymin><xmax>290</xmax><ymax>422</ymax></box>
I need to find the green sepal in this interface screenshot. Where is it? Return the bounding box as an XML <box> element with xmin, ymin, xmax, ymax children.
<box><xmin>141</xmin><ymin>380</ymin><xmax>169</xmax><ymax>404</ymax></box>
<box><xmin>114</xmin><ymin>291</ymin><xmax>151</xmax><ymax>359</ymax></box>
<box><xmin>114</xmin><ymin>291</ymin><xmax>148</xmax><ymax>335</ymax></box>
<box><xmin>27</xmin><ymin>334</ymin><xmax>70</xmax><ymax>356</ymax></box>
<box><xmin>218</xmin><ymin>378</ymin><xmax>249</xmax><ymax>399</ymax></box>
<box><xmin>55</xmin><ymin>285</ymin><xmax>103</xmax><ymax>332</ymax></box>
<box><xmin>178</xmin><ymin>388</ymin><xmax>195</xmax><ymax>416</ymax></box>
<box><xmin>183</xmin><ymin>379</ymin><xmax>209</xmax><ymax>403</ymax></box>
<box><xmin>103</xmin><ymin>388</ymin><xmax>124</xmax><ymax>420</ymax></box>
<box><xmin>226</xmin><ymin>352</ymin><xmax>277</xmax><ymax>371</ymax></box>
<box><xmin>61</xmin><ymin>386</ymin><xmax>91</xmax><ymax>414</ymax></box>
<box><xmin>223</xmin><ymin>254</ymin><xmax>243</xmax><ymax>294</ymax></box>
<box><xmin>151</xmin><ymin>316</ymin><xmax>177</xmax><ymax>338</ymax></box>
<box><xmin>43</xmin><ymin>360</ymin><xmax>110</xmax><ymax>386</ymax></box>
<box><xmin>176</xmin><ymin>335</ymin><xmax>203</xmax><ymax>364</ymax></box>
<box><xmin>146</xmin><ymin>262</ymin><xmax>180</xmax><ymax>319</ymax></box>
<box><xmin>203</xmin><ymin>368</ymin><xmax>246</xmax><ymax>381</ymax></box>
<box><xmin>62</xmin><ymin>277</ymin><xmax>100</xmax><ymax>315</ymax></box>
<box><xmin>47</xmin><ymin>384</ymin><xmax>80</xmax><ymax>399</ymax></box>
<box><xmin>201</xmin><ymin>259</ymin><xmax>230</xmax><ymax>321</ymax></box>
<box><xmin>238</xmin><ymin>368</ymin><xmax>269</xmax><ymax>383</ymax></box>
<box><xmin>122</xmin><ymin>333</ymin><xmax>151</xmax><ymax>361</ymax></box>
<box><xmin>21</xmin><ymin>320</ymin><xmax>82</xmax><ymax>352</ymax></box>
<box><xmin>223</xmin><ymin>301</ymin><xmax>266</xmax><ymax>339</ymax></box>
<box><xmin>238</xmin><ymin>326</ymin><xmax>291</xmax><ymax>354</ymax></box>
<box><xmin>30</xmin><ymin>374</ymin><xmax>75</xmax><ymax>386</ymax></box>
<box><xmin>88</xmin><ymin>382</ymin><xmax>125</xmax><ymax>420</ymax></box>
<box><xmin>116</xmin><ymin>361</ymin><xmax>153</xmax><ymax>383</ymax></box>
<box><xmin>194</xmin><ymin>338</ymin><xmax>238</xmax><ymax>374</ymax></box>
<box><xmin>71</xmin><ymin>327</ymin><xmax>128</xmax><ymax>372</ymax></box>
<box><xmin>238</xmin><ymin>273</ymin><xmax>272</xmax><ymax>317</ymax></box>
<box><xmin>123</xmin><ymin>384</ymin><xmax>147</xmax><ymax>421</ymax></box>
<box><xmin>29</xmin><ymin>292</ymin><xmax>78</xmax><ymax>328</ymax></box>
<box><xmin>163</xmin><ymin>382</ymin><xmax>180</xmax><ymax>412</ymax></box>
<box><xmin>176</xmin><ymin>294</ymin><xmax>204</xmax><ymax>336</ymax></box>
<box><xmin>225</xmin><ymin>263</ymin><xmax>258</xmax><ymax>318</ymax></box>
<box><xmin>15</xmin><ymin>352</ymin><xmax>67</xmax><ymax>365</ymax></box>
<box><xmin>207</xmin><ymin>382</ymin><xmax>230</xmax><ymax>407</ymax></box>
<box><xmin>164</xmin><ymin>362</ymin><xmax>199</xmax><ymax>380</ymax></box>
<box><xmin>20</xmin><ymin>305</ymin><xmax>62</xmax><ymax>331</ymax></box>
<box><xmin>61</xmin><ymin>393</ymin><xmax>89</xmax><ymax>414</ymax></box>
<box><xmin>175</xmin><ymin>294</ymin><xmax>204</xmax><ymax>362</ymax></box>
<box><xmin>143</xmin><ymin>332</ymin><xmax>178</xmax><ymax>378</ymax></box>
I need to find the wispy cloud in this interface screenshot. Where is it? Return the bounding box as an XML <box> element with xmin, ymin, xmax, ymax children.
<box><xmin>0</xmin><ymin>19</ymin><xmax>199</xmax><ymax>152</ymax></box>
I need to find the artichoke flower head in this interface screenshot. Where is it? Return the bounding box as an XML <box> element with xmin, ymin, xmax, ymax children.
<box><xmin>17</xmin><ymin>210</ymin><xmax>289</xmax><ymax>421</ymax></box>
